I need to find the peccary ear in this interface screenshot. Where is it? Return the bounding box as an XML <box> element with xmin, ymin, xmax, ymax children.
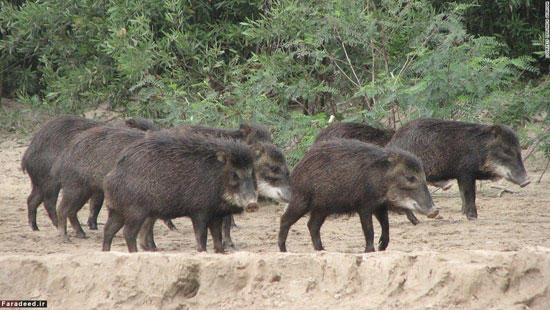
<box><xmin>483</xmin><ymin>124</ymin><xmax>504</xmax><ymax>138</ymax></box>
<box><xmin>251</xmin><ymin>143</ymin><xmax>265</xmax><ymax>158</ymax></box>
<box><xmin>241</xmin><ymin>124</ymin><xmax>260</xmax><ymax>145</ymax></box>
<box><xmin>239</xmin><ymin>124</ymin><xmax>252</xmax><ymax>137</ymax></box>
<box><xmin>125</xmin><ymin>118</ymin><xmax>137</xmax><ymax>127</ymax></box>
<box><xmin>217</xmin><ymin>151</ymin><xmax>228</xmax><ymax>163</ymax></box>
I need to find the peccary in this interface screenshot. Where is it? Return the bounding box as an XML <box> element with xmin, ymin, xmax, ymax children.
<box><xmin>177</xmin><ymin>123</ymin><xmax>272</xmax><ymax>144</ymax></box>
<box><xmin>314</xmin><ymin>122</ymin><xmax>395</xmax><ymax>146</ymax></box>
<box><xmin>138</xmin><ymin>123</ymin><xmax>290</xmax><ymax>251</ymax></box>
<box><xmin>22</xmin><ymin>116</ymin><xmax>101</xmax><ymax>231</ymax></box>
<box><xmin>102</xmin><ymin>131</ymin><xmax>258</xmax><ymax>253</ymax></box>
<box><xmin>21</xmin><ymin>116</ymin><xmax>155</xmax><ymax>231</ymax></box>
<box><xmin>278</xmin><ymin>140</ymin><xmax>438</xmax><ymax>252</ymax></box>
<box><xmin>388</xmin><ymin>118</ymin><xmax>530</xmax><ymax>220</ymax></box>
<box><xmin>124</xmin><ymin>117</ymin><xmax>156</xmax><ymax>132</ymax></box>
<box><xmin>314</xmin><ymin>121</ymin><xmax>448</xmax><ymax>225</ymax></box>
<box><xmin>51</xmin><ymin>126</ymin><xmax>147</xmax><ymax>240</ymax></box>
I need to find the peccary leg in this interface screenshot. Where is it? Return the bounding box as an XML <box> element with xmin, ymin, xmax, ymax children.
<box><xmin>138</xmin><ymin>217</ymin><xmax>158</xmax><ymax>251</ymax></box>
<box><xmin>307</xmin><ymin>210</ymin><xmax>328</xmax><ymax>251</ymax></box>
<box><xmin>102</xmin><ymin>209</ymin><xmax>125</xmax><ymax>251</ymax></box>
<box><xmin>458</xmin><ymin>175</ymin><xmax>477</xmax><ymax>220</ymax></box>
<box><xmin>68</xmin><ymin>211</ymin><xmax>87</xmax><ymax>239</ymax></box>
<box><xmin>358</xmin><ymin>209</ymin><xmax>375</xmax><ymax>252</ymax></box>
<box><xmin>87</xmin><ymin>193</ymin><xmax>104</xmax><ymax>230</ymax></box>
<box><xmin>208</xmin><ymin>216</ymin><xmax>224</xmax><ymax>254</ymax></box>
<box><xmin>191</xmin><ymin>217</ymin><xmax>208</xmax><ymax>252</ymax></box>
<box><xmin>27</xmin><ymin>186</ymin><xmax>43</xmax><ymax>231</ymax></box>
<box><xmin>374</xmin><ymin>207</ymin><xmax>390</xmax><ymax>251</ymax></box>
<box><xmin>404</xmin><ymin>210</ymin><xmax>419</xmax><ymax>225</ymax></box>
<box><xmin>123</xmin><ymin>217</ymin><xmax>146</xmax><ymax>253</ymax></box>
<box><xmin>222</xmin><ymin>215</ymin><xmax>236</xmax><ymax>250</ymax></box>
<box><xmin>42</xmin><ymin>181</ymin><xmax>60</xmax><ymax>228</ymax></box>
<box><xmin>57</xmin><ymin>187</ymin><xmax>90</xmax><ymax>240</ymax></box>
<box><xmin>278</xmin><ymin>196</ymin><xmax>310</xmax><ymax>252</ymax></box>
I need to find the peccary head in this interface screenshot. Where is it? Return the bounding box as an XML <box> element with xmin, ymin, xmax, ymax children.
<box><xmin>481</xmin><ymin>124</ymin><xmax>530</xmax><ymax>187</ymax></box>
<box><xmin>385</xmin><ymin>149</ymin><xmax>438</xmax><ymax>217</ymax></box>
<box><xmin>218</xmin><ymin>149</ymin><xmax>258</xmax><ymax>208</ymax></box>
<box><xmin>125</xmin><ymin>117</ymin><xmax>157</xmax><ymax>131</ymax></box>
<box><xmin>251</xmin><ymin>142</ymin><xmax>291</xmax><ymax>202</ymax></box>
<box><xmin>239</xmin><ymin>123</ymin><xmax>272</xmax><ymax>144</ymax></box>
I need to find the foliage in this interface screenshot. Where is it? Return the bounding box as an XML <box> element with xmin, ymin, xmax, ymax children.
<box><xmin>431</xmin><ymin>0</ymin><xmax>547</xmax><ymax>65</ymax></box>
<box><xmin>0</xmin><ymin>0</ymin><xmax>549</xmax><ymax>161</ymax></box>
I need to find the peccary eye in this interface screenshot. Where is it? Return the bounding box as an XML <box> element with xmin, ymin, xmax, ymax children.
<box><xmin>406</xmin><ymin>176</ymin><xmax>417</xmax><ymax>183</ymax></box>
<box><xmin>271</xmin><ymin>166</ymin><xmax>280</xmax><ymax>174</ymax></box>
<box><xmin>231</xmin><ymin>172</ymin><xmax>239</xmax><ymax>182</ymax></box>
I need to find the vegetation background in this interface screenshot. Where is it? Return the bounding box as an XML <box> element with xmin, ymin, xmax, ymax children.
<box><xmin>1</xmin><ymin>0</ymin><xmax>549</xmax><ymax>165</ymax></box>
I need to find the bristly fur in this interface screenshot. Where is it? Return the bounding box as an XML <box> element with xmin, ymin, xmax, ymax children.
<box><xmin>314</xmin><ymin>122</ymin><xmax>395</xmax><ymax>146</ymax></box>
<box><xmin>129</xmin><ymin>130</ymin><xmax>254</xmax><ymax>169</ymax></box>
<box><xmin>387</xmin><ymin>117</ymin><xmax>527</xmax><ymax>220</ymax></box>
<box><xmin>172</xmin><ymin>123</ymin><xmax>271</xmax><ymax>144</ymax></box>
<box><xmin>279</xmin><ymin>138</ymin><xmax>434</xmax><ymax>253</ymax></box>
<box><xmin>102</xmin><ymin>129</ymin><xmax>257</xmax><ymax>253</ymax></box>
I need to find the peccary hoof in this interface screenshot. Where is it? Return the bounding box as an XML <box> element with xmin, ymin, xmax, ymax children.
<box><xmin>406</xmin><ymin>212</ymin><xmax>420</xmax><ymax>225</ymax></box>
<box><xmin>427</xmin><ymin>210</ymin><xmax>439</xmax><ymax>219</ymax></box>
<box><xmin>74</xmin><ymin>233</ymin><xmax>88</xmax><ymax>239</ymax></box>
<box><xmin>364</xmin><ymin>246</ymin><xmax>375</xmax><ymax>253</ymax></box>
<box><xmin>58</xmin><ymin>235</ymin><xmax>72</xmax><ymax>243</ymax></box>
<box><xmin>140</xmin><ymin>245</ymin><xmax>158</xmax><ymax>252</ymax></box>
<box><xmin>224</xmin><ymin>244</ymin><xmax>238</xmax><ymax>252</ymax></box>
<box><xmin>245</xmin><ymin>203</ymin><xmax>259</xmax><ymax>212</ymax></box>
<box><xmin>466</xmin><ymin>214</ymin><xmax>478</xmax><ymax>220</ymax></box>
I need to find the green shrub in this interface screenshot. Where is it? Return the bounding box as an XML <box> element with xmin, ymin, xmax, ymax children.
<box><xmin>1</xmin><ymin>0</ymin><xmax>548</xmax><ymax>159</ymax></box>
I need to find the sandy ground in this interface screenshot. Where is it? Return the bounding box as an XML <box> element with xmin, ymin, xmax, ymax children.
<box><xmin>1</xmin><ymin>135</ymin><xmax>549</xmax><ymax>309</ymax></box>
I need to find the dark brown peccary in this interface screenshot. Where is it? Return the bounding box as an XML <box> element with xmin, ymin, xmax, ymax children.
<box><xmin>51</xmin><ymin>126</ymin><xmax>148</xmax><ymax>240</ymax></box>
<box><xmin>124</xmin><ymin>117</ymin><xmax>156</xmax><ymax>132</ymax></box>
<box><xmin>314</xmin><ymin>122</ymin><xmax>395</xmax><ymax>146</ymax></box>
<box><xmin>21</xmin><ymin>116</ymin><xmax>158</xmax><ymax>232</ymax></box>
<box><xmin>387</xmin><ymin>118</ymin><xmax>530</xmax><ymax>220</ymax></box>
<box><xmin>102</xmin><ymin>131</ymin><xmax>258</xmax><ymax>253</ymax></box>
<box><xmin>137</xmin><ymin>139</ymin><xmax>291</xmax><ymax>251</ymax></box>
<box><xmin>176</xmin><ymin>123</ymin><xmax>272</xmax><ymax>144</ymax></box>
<box><xmin>138</xmin><ymin>123</ymin><xmax>290</xmax><ymax>251</ymax></box>
<box><xmin>278</xmin><ymin>140</ymin><xmax>438</xmax><ymax>253</ymax></box>
<box><xmin>21</xmin><ymin>116</ymin><xmax>101</xmax><ymax>231</ymax></box>
<box><xmin>86</xmin><ymin>117</ymin><xmax>179</xmax><ymax>232</ymax></box>
<box><xmin>186</xmin><ymin>124</ymin><xmax>290</xmax><ymax>249</ymax></box>
<box><xmin>314</xmin><ymin>121</ymin><xmax>454</xmax><ymax>225</ymax></box>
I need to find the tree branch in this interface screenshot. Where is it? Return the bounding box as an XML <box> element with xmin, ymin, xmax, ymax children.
<box><xmin>335</xmin><ymin>28</ymin><xmax>371</xmax><ymax>110</ymax></box>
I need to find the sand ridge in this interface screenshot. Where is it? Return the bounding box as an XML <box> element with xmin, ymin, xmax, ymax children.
<box><xmin>1</xmin><ymin>137</ymin><xmax>549</xmax><ymax>309</ymax></box>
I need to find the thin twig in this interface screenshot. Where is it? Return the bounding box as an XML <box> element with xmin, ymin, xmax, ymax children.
<box><xmin>325</xmin><ymin>54</ymin><xmax>370</xmax><ymax>73</ymax></box>
<box><xmin>335</xmin><ymin>28</ymin><xmax>371</xmax><ymax>110</ymax></box>
<box><xmin>394</xmin><ymin>14</ymin><xmax>451</xmax><ymax>85</ymax></box>
<box><xmin>538</xmin><ymin>157</ymin><xmax>550</xmax><ymax>184</ymax></box>
<box><xmin>430</xmin><ymin>187</ymin><xmax>441</xmax><ymax>195</ymax></box>
<box><xmin>524</xmin><ymin>124</ymin><xmax>550</xmax><ymax>162</ymax></box>
<box><xmin>490</xmin><ymin>185</ymin><xmax>518</xmax><ymax>197</ymax></box>
<box><xmin>371</xmin><ymin>46</ymin><xmax>377</xmax><ymax>106</ymax></box>
<box><xmin>329</xmin><ymin>58</ymin><xmax>360</xmax><ymax>88</ymax></box>
<box><xmin>336</xmin><ymin>28</ymin><xmax>362</xmax><ymax>87</ymax></box>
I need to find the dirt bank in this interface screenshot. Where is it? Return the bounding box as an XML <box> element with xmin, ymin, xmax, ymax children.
<box><xmin>1</xmin><ymin>136</ymin><xmax>549</xmax><ymax>309</ymax></box>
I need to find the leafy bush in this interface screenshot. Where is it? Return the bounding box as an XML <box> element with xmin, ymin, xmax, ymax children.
<box><xmin>1</xmin><ymin>0</ymin><xmax>548</xmax><ymax>160</ymax></box>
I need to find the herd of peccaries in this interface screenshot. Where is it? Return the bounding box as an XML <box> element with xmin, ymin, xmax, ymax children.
<box><xmin>21</xmin><ymin>116</ymin><xmax>530</xmax><ymax>253</ymax></box>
